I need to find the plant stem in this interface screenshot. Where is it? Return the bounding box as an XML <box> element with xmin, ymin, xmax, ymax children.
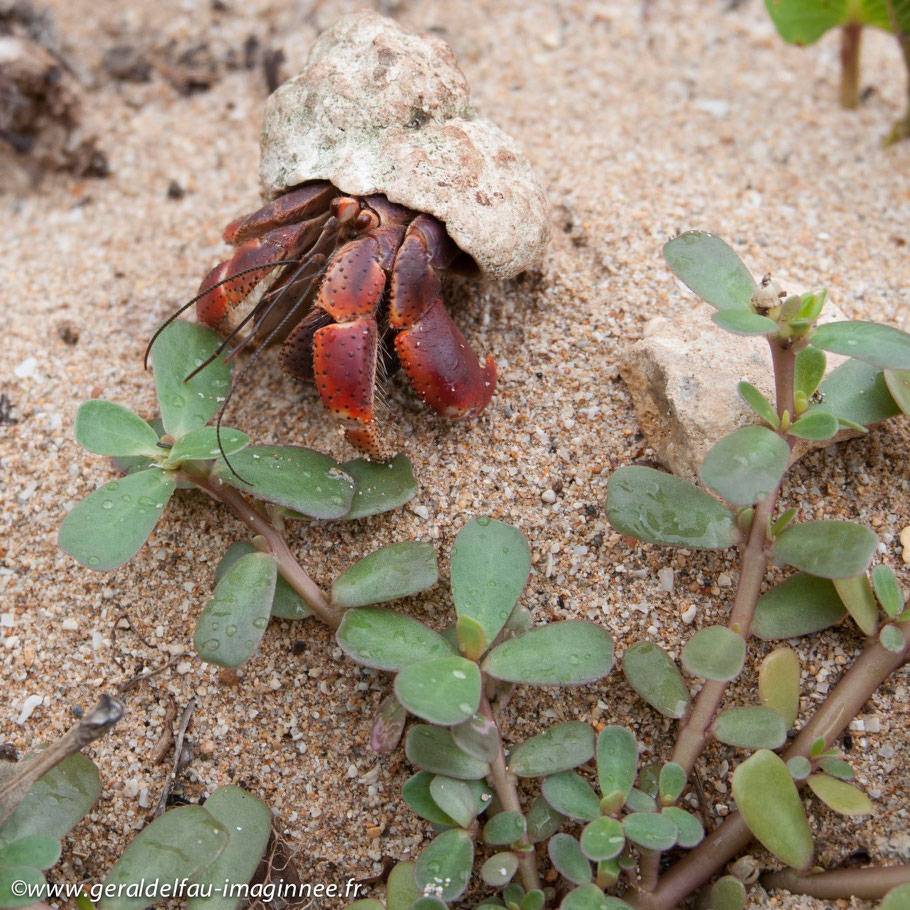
<box><xmin>884</xmin><ymin>0</ymin><xmax>910</xmax><ymax>143</ymax></box>
<box><xmin>624</xmin><ymin>620</ymin><xmax>910</xmax><ymax>910</ymax></box>
<box><xmin>189</xmin><ymin>472</ymin><xmax>341</xmax><ymax>629</ymax></box>
<box><xmin>761</xmin><ymin>864</ymin><xmax>910</xmax><ymax>900</ymax></box>
<box><xmin>480</xmin><ymin>695</ymin><xmax>542</xmax><ymax>895</ymax></box>
<box><xmin>668</xmin><ymin>335</ymin><xmax>795</xmax><ymax>778</ymax></box>
<box><xmin>840</xmin><ymin>23</ymin><xmax>863</xmax><ymax>109</ymax></box>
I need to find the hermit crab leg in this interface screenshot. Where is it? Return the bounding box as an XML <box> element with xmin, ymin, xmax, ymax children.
<box><xmin>390</xmin><ymin>215</ymin><xmax>497</xmax><ymax>418</ymax></box>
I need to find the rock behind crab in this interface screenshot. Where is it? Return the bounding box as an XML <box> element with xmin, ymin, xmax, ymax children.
<box><xmin>259</xmin><ymin>11</ymin><xmax>550</xmax><ymax>280</ymax></box>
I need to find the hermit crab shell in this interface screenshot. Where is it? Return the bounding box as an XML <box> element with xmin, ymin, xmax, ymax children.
<box><xmin>258</xmin><ymin>11</ymin><xmax>551</xmax><ymax>280</ymax></box>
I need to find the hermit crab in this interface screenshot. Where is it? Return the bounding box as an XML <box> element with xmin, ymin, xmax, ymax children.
<box><xmin>153</xmin><ymin>11</ymin><xmax>549</xmax><ymax>460</ymax></box>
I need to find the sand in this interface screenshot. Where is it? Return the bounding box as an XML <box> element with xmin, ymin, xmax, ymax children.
<box><xmin>1</xmin><ymin>0</ymin><xmax>909</xmax><ymax>907</ymax></box>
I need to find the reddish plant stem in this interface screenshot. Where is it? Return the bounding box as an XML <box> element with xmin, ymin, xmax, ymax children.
<box><xmin>188</xmin><ymin>471</ymin><xmax>341</xmax><ymax>629</ymax></box>
<box><xmin>480</xmin><ymin>695</ymin><xmax>542</xmax><ymax>895</ymax></box>
<box><xmin>761</xmin><ymin>864</ymin><xmax>910</xmax><ymax>900</ymax></box>
<box><xmin>625</xmin><ymin>620</ymin><xmax>910</xmax><ymax>910</ymax></box>
<box><xmin>668</xmin><ymin>336</ymin><xmax>795</xmax><ymax>778</ymax></box>
<box><xmin>840</xmin><ymin>23</ymin><xmax>863</xmax><ymax>109</ymax></box>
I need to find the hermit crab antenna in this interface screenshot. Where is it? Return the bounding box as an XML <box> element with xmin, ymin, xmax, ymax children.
<box><xmin>214</xmin><ymin>257</ymin><xmax>330</xmax><ymax>481</ymax></box>
<box><xmin>142</xmin><ymin>259</ymin><xmax>304</xmax><ymax>369</ymax></box>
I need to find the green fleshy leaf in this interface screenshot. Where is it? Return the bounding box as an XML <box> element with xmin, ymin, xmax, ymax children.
<box><xmin>541</xmin><ymin>771</ymin><xmax>601</xmax><ymax>822</ymax></box>
<box><xmin>681</xmin><ymin>626</ymin><xmax>746</xmax><ymax>681</ymax></box>
<box><xmin>331</xmin><ymin>542</ymin><xmax>438</xmax><ymax>609</ymax></box>
<box><xmin>712</xmin><ymin>310</ymin><xmax>778</xmax><ymax>336</ymax></box>
<box><xmin>764</xmin><ymin>0</ymin><xmax>850</xmax><ymax>43</ymax></box>
<box><xmin>450</xmin><ymin>518</ymin><xmax>530</xmax><ymax>647</ymax></box>
<box><xmin>708</xmin><ymin>875</ymin><xmax>746</xmax><ymax>910</ymax></box>
<box><xmin>451</xmin><ymin>713</ymin><xmax>500</xmax><ymax>763</ymax></box>
<box><xmin>341</xmin><ymin>454</ymin><xmax>418</xmax><ymax>519</ymax></box>
<box><xmin>188</xmin><ymin>786</ymin><xmax>271</xmax><ymax>910</ymax></box>
<box><xmin>834</xmin><ymin>573</ymin><xmax>879</xmax><ymax>635</ymax></box>
<box><xmin>879</xmin><ymin>624</ymin><xmax>906</xmax><ymax>653</ymax></box>
<box><xmin>548</xmin><ymin>834</ymin><xmax>592</xmax><ymax>885</ymax></box>
<box><xmin>754</xmin><ymin>572</ymin><xmax>847</xmax><ymax>639</ymax></box>
<box><xmin>807</xmin><ymin>774</ymin><xmax>873</xmax><ymax>815</ymax></box>
<box><xmin>872</xmin><ymin>565</ymin><xmax>904</xmax><ymax>617</ymax></box>
<box><xmin>796</xmin><ymin>288</ymin><xmax>828</xmax><ymax>323</ymax></box>
<box><xmin>99</xmin><ymin>806</ymin><xmax>229</xmax><ymax>910</ymax></box>
<box><xmin>731</xmin><ymin>750</ymin><xmax>813</xmax><ymax>869</ymax></box>
<box><xmin>526</xmin><ymin>796</ymin><xmax>565</xmax><ymax>844</ymax></box>
<box><xmin>523</xmin><ymin>890</ymin><xmax>546</xmax><ymax>910</ymax></box>
<box><xmin>214</xmin><ymin>446</ymin><xmax>354</xmax><ymax>519</ymax></box>
<box><xmin>884</xmin><ymin>369</ymin><xmax>910</xmax><ymax>415</ymax></box>
<box><xmin>150</xmin><ymin>320</ymin><xmax>232</xmax><ymax>438</ymax></box>
<box><xmin>714</xmin><ymin>706</ymin><xmax>787</xmax><ymax>749</ymax></box>
<box><xmin>625</xmin><ymin>789</ymin><xmax>657</xmax><ymax>813</ymax></box>
<box><xmin>402</xmin><ymin>772</ymin><xmax>458</xmax><ymax>826</ymax></box>
<box><xmin>165</xmin><ymin>427</ymin><xmax>249</xmax><ymax>465</ymax></box>
<box><xmin>663</xmin><ymin>231</ymin><xmax>756</xmax><ymax>310</ymax></box>
<box><xmin>773</xmin><ymin>521</ymin><xmax>877</xmax><ymax>579</ymax></box>
<box><xmin>429</xmin><ymin>776</ymin><xmax>479</xmax><ymax>829</ymax></box>
<box><xmin>758</xmin><ymin>647</ymin><xmax>800</xmax><ymax>729</ymax></box>
<box><xmin>336</xmin><ymin>608</ymin><xmax>454</xmax><ymax>671</ymax></box>
<box><xmin>559</xmin><ymin>885</ymin><xmax>610</xmax><ymax>910</ymax></box>
<box><xmin>0</xmin><ymin>835</ymin><xmax>61</xmax><ymax>870</ymax></box>
<box><xmin>787</xmin><ymin>412</ymin><xmax>840</xmax><ymax>441</ymax></box>
<box><xmin>699</xmin><ymin>427</ymin><xmax>789</xmax><ymax>506</ymax></box>
<box><xmin>414</xmin><ymin>829</ymin><xmax>473</xmax><ymax>901</ymax></box>
<box><xmin>794</xmin><ymin>346</ymin><xmax>826</xmax><ymax>399</ymax></box>
<box><xmin>59</xmin><ymin>469</ymin><xmax>176</xmax><ymax>571</ymax></box>
<box><xmin>657</xmin><ymin>763</ymin><xmax>687</xmax><ymax>804</ymax></box>
<box><xmin>409</xmin><ymin>900</ymin><xmax>447</xmax><ymax>910</ymax></box>
<box><xmin>507</xmin><ymin>722</ymin><xmax>595</xmax><ymax>778</ymax></box>
<box><xmin>75</xmin><ymin>400</ymin><xmax>160</xmax><ymax>457</ymax></box>
<box><xmin>579</xmin><ymin>817</ymin><xmax>624</xmax><ymax>862</ymax></box>
<box><xmin>818</xmin><ymin>757</ymin><xmax>854</xmax><ymax>780</ymax></box>
<box><xmin>0</xmin><ymin>754</ymin><xmax>99</xmax><ymax>845</ymax></box>
<box><xmin>195</xmin><ymin>552</ymin><xmax>276</xmax><ymax>668</ymax></box>
<box><xmin>660</xmin><ymin>807</ymin><xmax>703</xmax><ymax>848</ymax></box>
<box><xmin>394</xmin><ymin>656</ymin><xmax>481</xmax><ymax>726</ymax></box>
<box><xmin>621</xmin><ymin>813</ymin><xmax>678</xmax><ymax>852</ymax></box>
<box><xmin>481</xmin><ymin>852</ymin><xmax>519</xmax><ymax>887</ymax></box>
<box><xmin>0</xmin><ymin>865</ymin><xmax>46</xmax><ymax>908</ymax></box>
<box><xmin>405</xmin><ymin>726</ymin><xmax>490</xmax><ymax>780</ymax></box>
<box><xmin>455</xmin><ymin>615</ymin><xmax>487</xmax><ymax>661</ymax></box>
<box><xmin>738</xmin><ymin>381</ymin><xmax>779</xmax><ymax>428</ymax></box>
<box><xmin>386</xmin><ymin>861</ymin><xmax>420</xmax><ymax>910</ymax></box>
<box><xmin>595</xmin><ymin>726</ymin><xmax>637</xmax><ymax>801</ymax></box>
<box><xmin>621</xmin><ymin>642</ymin><xmax>690</xmax><ymax>719</ymax></box>
<box><xmin>771</xmin><ymin>507</ymin><xmax>798</xmax><ymax>537</ymax></box>
<box><xmin>606</xmin><ymin>466</ymin><xmax>739</xmax><ymax>549</ymax></box>
<box><xmin>788</xmin><ymin>756</ymin><xmax>812</xmax><ymax>780</ymax></box>
<box><xmin>810</xmin><ymin>358</ymin><xmax>900</xmax><ymax>427</ymax></box>
<box><xmin>881</xmin><ymin>884</ymin><xmax>910</xmax><ymax>910</ymax></box>
<box><xmin>482</xmin><ymin>622</ymin><xmax>614</xmax><ymax>686</ymax></box>
<box><xmin>215</xmin><ymin>542</ymin><xmax>310</xmax><ymax>619</ymax></box>
<box><xmin>812</xmin><ymin>321</ymin><xmax>910</xmax><ymax>370</ymax></box>
<box><xmin>484</xmin><ymin>811</ymin><xmax>527</xmax><ymax>846</ymax></box>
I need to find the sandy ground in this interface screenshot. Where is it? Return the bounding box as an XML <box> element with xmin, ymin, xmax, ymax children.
<box><xmin>2</xmin><ymin>0</ymin><xmax>909</xmax><ymax>907</ymax></box>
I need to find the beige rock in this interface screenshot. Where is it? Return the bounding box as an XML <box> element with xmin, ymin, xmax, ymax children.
<box><xmin>620</xmin><ymin>302</ymin><xmax>857</xmax><ymax>482</ymax></box>
<box><xmin>258</xmin><ymin>11</ymin><xmax>550</xmax><ymax>279</ymax></box>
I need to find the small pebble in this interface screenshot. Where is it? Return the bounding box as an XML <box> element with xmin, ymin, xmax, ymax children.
<box><xmin>541</xmin><ymin>489</ymin><xmax>557</xmax><ymax>504</ymax></box>
<box><xmin>680</xmin><ymin>604</ymin><xmax>697</xmax><ymax>624</ymax></box>
<box><xmin>201</xmin><ymin>739</ymin><xmax>215</xmax><ymax>756</ymax></box>
<box><xmin>17</xmin><ymin>694</ymin><xmax>43</xmax><ymax>725</ymax></box>
<box><xmin>658</xmin><ymin>567</ymin><xmax>674</xmax><ymax>592</ymax></box>
<box><xmin>61</xmin><ymin>618</ymin><xmax>79</xmax><ymax>631</ymax></box>
<box><xmin>900</xmin><ymin>527</ymin><xmax>910</xmax><ymax>564</ymax></box>
<box><xmin>14</xmin><ymin>357</ymin><xmax>37</xmax><ymax>378</ymax></box>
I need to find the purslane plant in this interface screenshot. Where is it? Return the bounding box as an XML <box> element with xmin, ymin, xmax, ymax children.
<box><xmin>59</xmin><ymin>319</ymin><xmax>440</xmax><ymax>668</ymax></box>
<box><xmin>42</xmin><ymin>239</ymin><xmax>910</xmax><ymax>910</ymax></box>
<box><xmin>765</xmin><ymin>0</ymin><xmax>910</xmax><ymax>141</ymax></box>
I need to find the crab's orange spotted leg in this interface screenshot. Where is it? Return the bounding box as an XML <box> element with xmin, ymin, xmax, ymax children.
<box><xmin>390</xmin><ymin>216</ymin><xmax>497</xmax><ymax>419</ymax></box>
